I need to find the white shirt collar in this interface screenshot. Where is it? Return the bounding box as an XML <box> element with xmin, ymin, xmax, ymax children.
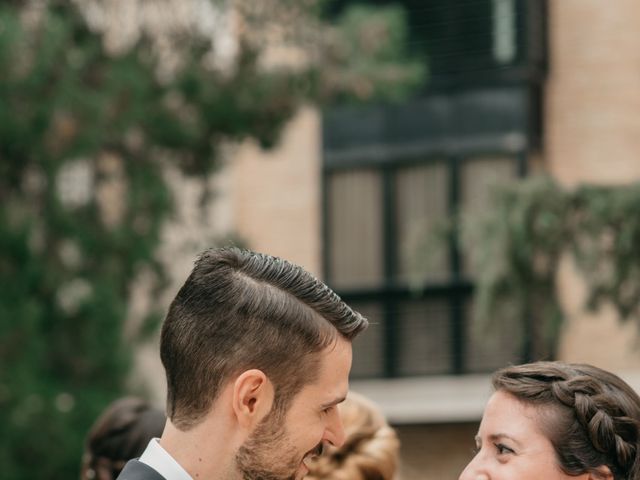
<box><xmin>139</xmin><ymin>438</ymin><xmax>193</xmax><ymax>480</ymax></box>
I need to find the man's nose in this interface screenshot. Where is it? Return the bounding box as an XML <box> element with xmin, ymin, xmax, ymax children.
<box><xmin>323</xmin><ymin>408</ymin><xmax>346</xmax><ymax>448</ymax></box>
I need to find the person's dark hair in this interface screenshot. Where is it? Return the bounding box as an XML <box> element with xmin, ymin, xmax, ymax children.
<box><xmin>161</xmin><ymin>247</ymin><xmax>368</xmax><ymax>430</ymax></box>
<box><xmin>81</xmin><ymin>397</ymin><xmax>165</xmax><ymax>480</ymax></box>
<box><xmin>493</xmin><ymin>361</ymin><xmax>640</xmax><ymax>480</ymax></box>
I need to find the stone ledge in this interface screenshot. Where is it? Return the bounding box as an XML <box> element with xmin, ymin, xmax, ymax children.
<box><xmin>352</xmin><ymin>370</ymin><xmax>640</xmax><ymax>425</ymax></box>
<box><xmin>351</xmin><ymin>374</ymin><xmax>492</xmax><ymax>425</ymax></box>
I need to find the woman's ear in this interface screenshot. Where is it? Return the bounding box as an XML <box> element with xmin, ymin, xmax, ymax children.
<box><xmin>231</xmin><ymin>369</ymin><xmax>274</xmax><ymax>429</ymax></box>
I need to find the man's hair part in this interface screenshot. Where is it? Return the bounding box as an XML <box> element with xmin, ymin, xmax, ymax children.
<box><xmin>160</xmin><ymin>247</ymin><xmax>368</xmax><ymax>429</ymax></box>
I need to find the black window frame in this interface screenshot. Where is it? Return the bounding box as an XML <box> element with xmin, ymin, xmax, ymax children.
<box><xmin>322</xmin><ymin>88</ymin><xmax>536</xmax><ymax>378</ymax></box>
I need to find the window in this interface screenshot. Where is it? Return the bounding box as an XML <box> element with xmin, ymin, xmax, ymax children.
<box><xmin>327</xmin><ymin>0</ymin><xmax>547</xmax><ymax>88</ymax></box>
<box><xmin>323</xmin><ymin>0</ymin><xmax>546</xmax><ymax>378</ymax></box>
<box><xmin>323</xmin><ymin>90</ymin><xmax>534</xmax><ymax>378</ymax></box>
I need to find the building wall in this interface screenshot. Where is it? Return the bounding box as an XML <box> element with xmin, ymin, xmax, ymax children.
<box><xmin>545</xmin><ymin>0</ymin><xmax>640</xmax><ymax>186</ymax></box>
<box><xmin>395</xmin><ymin>423</ymin><xmax>476</xmax><ymax>480</ymax></box>
<box><xmin>229</xmin><ymin>106</ymin><xmax>322</xmax><ymax>277</ymax></box>
<box><xmin>545</xmin><ymin>0</ymin><xmax>640</xmax><ymax>368</ymax></box>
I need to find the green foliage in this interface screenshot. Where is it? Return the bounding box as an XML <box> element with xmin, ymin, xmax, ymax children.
<box><xmin>0</xmin><ymin>2</ymin><xmax>421</xmax><ymax>478</ymax></box>
<box><xmin>570</xmin><ymin>184</ymin><xmax>640</xmax><ymax>318</ymax></box>
<box><xmin>463</xmin><ymin>176</ymin><xmax>640</xmax><ymax>358</ymax></box>
<box><xmin>317</xmin><ymin>3</ymin><xmax>426</xmax><ymax>103</ymax></box>
<box><xmin>0</xmin><ymin>7</ymin><xmax>169</xmax><ymax>477</ymax></box>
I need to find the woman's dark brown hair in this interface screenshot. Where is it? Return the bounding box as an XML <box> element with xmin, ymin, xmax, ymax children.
<box><xmin>493</xmin><ymin>361</ymin><xmax>640</xmax><ymax>480</ymax></box>
<box><xmin>80</xmin><ymin>397</ymin><xmax>165</xmax><ymax>480</ymax></box>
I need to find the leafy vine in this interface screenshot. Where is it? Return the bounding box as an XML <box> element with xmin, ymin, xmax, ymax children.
<box><xmin>463</xmin><ymin>176</ymin><xmax>640</xmax><ymax>358</ymax></box>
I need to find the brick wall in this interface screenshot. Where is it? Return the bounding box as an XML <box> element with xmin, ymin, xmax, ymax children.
<box><xmin>546</xmin><ymin>0</ymin><xmax>640</xmax><ymax>186</ymax></box>
<box><xmin>230</xmin><ymin>106</ymin><xmax>322</xmax><ymax>277</ymax></box>
<box><xmin>546</xmin><ymin>0</ymin><xmax>640</xmax><ymax>367</ymax></box>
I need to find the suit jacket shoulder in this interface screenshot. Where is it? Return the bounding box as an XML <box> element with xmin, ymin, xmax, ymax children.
<box><xmin>116</xmin><ymin>459</ymin><xmax>167</xmax><ymax>480</ymax></box>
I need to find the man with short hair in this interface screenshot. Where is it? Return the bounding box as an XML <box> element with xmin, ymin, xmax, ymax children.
<box><xmin>117</xmin><ymin>247</ymin><xmax>368</xmax><ymax>480</ymax></box>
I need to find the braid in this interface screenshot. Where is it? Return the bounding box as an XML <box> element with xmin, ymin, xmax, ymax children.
<box><xmin>549</xmin><ymin>375</ymin><xmax>639</xmax><ymax>476</ymax></box>
<box><xmin>493</xmin><ymin>362</ymin><xmax>640</xmax><ymax>480</ymax></box>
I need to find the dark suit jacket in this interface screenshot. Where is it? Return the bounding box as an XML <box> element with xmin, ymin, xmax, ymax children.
<box><xmin>116</xmin><ymin>459</ymin><xmax>167</xmax><ymax>480</ymax></box>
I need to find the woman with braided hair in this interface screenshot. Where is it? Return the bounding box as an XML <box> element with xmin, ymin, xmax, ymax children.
<box><xmin>459</xmin><ymin>361</ymin><xmax>640</xmax><ymax>480</ymax></box>
<box><xmin>306</xmin><ymin>391</ymin><xmax>400</xmax><ymax>480</ymax></box>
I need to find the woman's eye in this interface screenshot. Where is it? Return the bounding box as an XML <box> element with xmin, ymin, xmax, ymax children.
<box><xmin>495</xmin><ymin>443</ymin><xmax>514</xmax><ymax>455</ymax></box>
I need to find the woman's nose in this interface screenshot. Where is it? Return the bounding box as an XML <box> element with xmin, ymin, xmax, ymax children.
<box><xmin>458</xmin><ymin>455</ymin><xmax>489</xmax><ymax>480</ymax></box>
<box><xmin>459</xmin><ymin>468</ymin><xmax>489</xmax><ymax>480</ymax></box>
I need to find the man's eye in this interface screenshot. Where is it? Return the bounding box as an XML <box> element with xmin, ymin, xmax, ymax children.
<box><xmin>495</xmin><ymin>443</ymin><xmax>514</xmax><ymax>455</ymax></box>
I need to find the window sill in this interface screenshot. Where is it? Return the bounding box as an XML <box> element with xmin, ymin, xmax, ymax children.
<box><xmin>352</xmin><ymin>370</ymin><xmax>640</xmax><ymax>425</ymax></box>
<box><xmin>351</xmin><ymin>374</ymin><xmax>494</xmax><ymax>425</ymax></box>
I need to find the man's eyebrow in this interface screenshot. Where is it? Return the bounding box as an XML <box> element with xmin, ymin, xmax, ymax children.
<box><xmin>321</xmin><ymin>396</ymin><xmax>347</xmax><ymax>409</ymax></box>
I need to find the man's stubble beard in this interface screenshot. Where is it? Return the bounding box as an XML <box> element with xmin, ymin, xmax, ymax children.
<box><xmin>235</xmin><ymin>408</ymin><xmax>302</xmax><ymax>480</ymax></box>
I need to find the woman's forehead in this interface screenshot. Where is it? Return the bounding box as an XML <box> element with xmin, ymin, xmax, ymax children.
<box><xmin>479</xmin><ymin>391</ymin><xmax>545</xmax><ymax>438</ymax></box>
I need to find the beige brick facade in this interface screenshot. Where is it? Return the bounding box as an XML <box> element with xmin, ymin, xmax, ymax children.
<box><xmin>546</xmin><ymin>0</ymin><xmax>640</xmax><ymax>186</ymax></box>
<box><xmin>229</xmin><ymin>106</ymin><xmax>322</xmax><ymax>277</ymax></box>
<box><xmin>546</xmin><ymin>0</ymin><xmax>640</xmax><ymax>368</ymax></box>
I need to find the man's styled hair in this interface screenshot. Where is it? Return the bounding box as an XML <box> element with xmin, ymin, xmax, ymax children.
<box><xmin>160</xmin><ymin>247</ymin><xmax>368</xmax><ymax>430</ymax></box>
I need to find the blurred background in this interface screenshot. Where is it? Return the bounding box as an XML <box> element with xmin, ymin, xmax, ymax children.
<box><xmin>3</xmin><ymin>0</ymin><xmax>640</xmax><ymax>478</ymax></box>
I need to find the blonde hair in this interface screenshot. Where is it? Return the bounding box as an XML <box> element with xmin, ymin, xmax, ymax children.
<box><xmin>307</xmin><ymin>392</ymin><xmax>400</xmax><ymax>480</ymax></box>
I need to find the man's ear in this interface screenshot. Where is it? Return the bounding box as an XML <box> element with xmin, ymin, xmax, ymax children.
<box><xmin>231</xmin><ymin>369</ymin><xmax>274</xmax><ymax>429</ymax></box>
<box><xmin>588</xmin><ymin>465</ymin><xmax>613</xmax><ymax>480</ymax></box>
